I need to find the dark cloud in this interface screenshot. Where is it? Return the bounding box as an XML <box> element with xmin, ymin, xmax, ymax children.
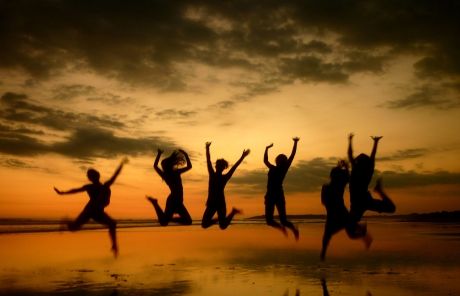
<box><xmin>52</xmin><ymin>128</ymin><xmax>174</xmax><ymax>159</ymax></box>
<box><xmin>0</xmin><ymin>92</ymin><xmax>175</xmax><ymax>159</ymax></box>
<box><xmin>1</xmin><ymin>92</ymin><xmax>124</xmax><ymax>130</ymax></box>
<box><xmin>155</xmin><ymin>108</ymin><xmax>197</xmax><ymax>120</ymax></box>
<box><xmin>384</xmin><ymin>84</ymin><xmax>460</xmax><ymax>110</ymax></box>
<box><xmin>52</xmin><ymin>84</ymin><xmax>97</xmax><ymax>101</ymax></box>
<box><xmin>1</xmin><ymin>1</ymin><xmax>458</xmax><ymax>95</ymax></box>
<box><xmin>378</xmin><ymin>170</ymin><xmax>460</xmax><ymax>188</ymax></box>
<box><xmin>379</xmin><ymin>148</ymin><xmax>429</xmax><ymax>162</ymax></box>
<box><xmin>0</xmin><ymin>158</ymin><xmax>37</xmax><ymax>169</ymax></box>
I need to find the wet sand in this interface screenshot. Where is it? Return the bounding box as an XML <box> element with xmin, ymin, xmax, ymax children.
<box><xmin>1</xmin><ymin>221</ymin><xmax>460</xmax><ymax>295</ymax></box>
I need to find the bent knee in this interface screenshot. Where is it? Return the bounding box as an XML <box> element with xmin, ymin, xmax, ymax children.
<box><xmin>218</xmin><ymin>223</ymin><xmax>228</xmax><ymax>230</ymax></box>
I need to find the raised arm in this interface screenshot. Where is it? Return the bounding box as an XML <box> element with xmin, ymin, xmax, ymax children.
<box><xmin>227</xmin><ymin>149</ymin><xmax>250</xmax><ymax>178</ymax></box>
<box><xmin>205</xmin><ymin>142</ymin><xmax>214</xmax><ymax>174</ymax></box>
<box><xmin>54</xmin><ymin>186</ymin><xmax>86</xmax><ymax>195</ymax></box>
<box><xmin>264</xmin><ymin>143</ymin><xmax>275</xmax><ymax>169</ymax></box>
<box><xmin>177</xmin><ymin>149</ymin><xmax>192</xmax><ymax>173</ymax></box>
<box><xmin>287</xmin><ymin>137</ymin><xmax>299</xmax><ymax>166</ymax></box>
<box><xmin>348</xmin><ymin>133</ymin><xmax>354</xmax><ymax>164</ymax></box>
<box><xmin>105</xmin><ymin>157</ymin><xmax>129</xmax><ymax>187</ymax></box>
<box><xmin>153</xmin><ymin>149</ymin><xmax>165</xmax><ymax>178</ymax></box>
<box><xmin>370</xmin><ymin>136</ymin><xmax>383</xmax><ymax>162</ymax></box>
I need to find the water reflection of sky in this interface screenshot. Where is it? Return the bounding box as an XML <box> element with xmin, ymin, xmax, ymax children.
<box><xmin>0</xmin><ymin>222</ymin><xmax>460</xmax><ymax>295</ymax></box>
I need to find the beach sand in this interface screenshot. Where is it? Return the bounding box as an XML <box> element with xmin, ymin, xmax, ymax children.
<box><xmin>1</xmin><ymin>221</ymin><xmax>460</xmax><ymax>295</ymax></box>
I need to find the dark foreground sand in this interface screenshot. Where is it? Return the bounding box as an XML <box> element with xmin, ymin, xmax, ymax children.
<box><xmin>1</xmin><ymin>221</ymin><xmax>460</xmax><ymax>295</ymax></box>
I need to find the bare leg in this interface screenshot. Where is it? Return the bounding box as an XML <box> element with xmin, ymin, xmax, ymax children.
<box><xmin>277</xmin><ymin>201</ymin><xmax>299</xmax><ymax>240</ymax></box>
<box><xmin>201</xmin><ymin>206</ymin><xmax>218</xmax><ymax>228</ymax></box>
<box><xmin>146</xmin><ymin>196</ymin><xmax>172</xmax><ymax>226</ymax></box>
<box><xmin>373</xmin><ymin>178</ymin><xmax>396</xmax><ymax>213</ymax></box>
<box><xmin>265</xmin><ymin>202</ymin><xmax>287</xmax><ymax>236</ymax></box>
<box><xmin>173</xmin><ymin>204</ymin><xmax>193</xmax><ymax>225</ymax></box>
<box><xmin>217</xmin><ymin>206</ymin><xmax>241</xmax><ymax>230</ymax></box>
<box><xmin>93</xmin><ymin>212</ymin><xmax>118</xmax><ymax>257</ymax></box>
<box><xmin>68</xmin><ymin>204</ymin><xmax>92</xmax><ymax>231</ymax></box>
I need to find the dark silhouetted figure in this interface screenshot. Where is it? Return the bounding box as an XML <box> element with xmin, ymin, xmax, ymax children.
<box><xmin>201</xmin><ymin>142</ymin><xmax>250</xmax><ymax>229</ymax></box>
<box><xmin>146</xmin><ymin>149</ymin><xmax>193</xmax><ymax>226</ymax></box>
<box><xmin>347</xmin><ymin>133</ymin><xmax>396</xmax><ymax>223</ymax></box>
<box><xmin>264</xmin><ymin>137</ymin><xmax>300</xmax><ymax>240</ymax></box>
<box><xmin>320</xmin><ymin>160</ymin><xmax>372</xmax><ymax>261</ymax></box>
<box><xmin>54</xmin><ymin>157</ymin><xmax>128</xmax><ymax>257</ymax></box>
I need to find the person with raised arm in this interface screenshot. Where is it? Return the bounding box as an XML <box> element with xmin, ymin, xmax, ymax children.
<box><xmin>348</xmin><ymin>133</ymin><xmax>396</xmax><ymax>223</ymax></box>
<box><xmin>264</xmin><ymin>137</ymin><xmax>300</xmax><ymax>240</ymax></box>
<box><xmin>201</xmin><ymin>142</ymin><xmax>250</xmax><ymax>229</ymax></box>
<box><xmin>54</xmin><ymin>157</ymin><xmax>129</xmax><ymax>257</ymax></box>
<box><xmin>146</xmin><ymin>149</ymin><xmax>193</xmax><ymax>226</ymax></box>
<box><xmin>320</xmin><ymin>160</ymin><xmax>372</xmax><ymax>261</ymax></box>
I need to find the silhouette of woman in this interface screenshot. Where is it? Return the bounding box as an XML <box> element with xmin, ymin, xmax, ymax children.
<box><xmin>201</xmin><ymin>142</ymin><xmax>250</xmax><ymax>229</ymax></box>
<box><xmin>320</xmin><ymin>160</ymin><xmax>372</xmax><ymax>261</ymax></box>
<box><xmin>54</xmin><ymin>157</ymin><xmax>128</xmax><ymax>257</ymax></box>
<box><xmin>347</xmin><ymin>133</ymin><xmax>396</xmax><ymax>223</ymax></box>
<box><xmin>146</xmin><ymin>149</ymin><xmax>193</xmax><ymax>226</ymax></box>
<box><xmin>264</xmin><ymin>137</ymin><xmax>300</xmax><ymax>240</ymax></box>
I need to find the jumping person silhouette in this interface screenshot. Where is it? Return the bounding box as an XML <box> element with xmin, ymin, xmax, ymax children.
<box><xmin>146</xmin><ymin>149</ymin><xmax>193</xmax><ymax>226</ymax></box>
<box><xmin>320</xmin><ymin>160</ymin><xmax>372</xmax><ymax>261</ymax></box>
<box><xmin>54</xmin><ymin>157</ymin><xmax>128</xmax><ymax>257</ymax></box>
<box><xmin>201</xmin><ymin>142</ymin><xmax>250</xmax><ymax>229</ymax></box>
<box><xmin>348</xmin><ymin>133</ymin><xmax>396</xmax><ymax>223</ymax></box>
<box><xmin>264</xmin><ymin>137</ymin><xmax>300</xmax><ymax>240</ymax></box>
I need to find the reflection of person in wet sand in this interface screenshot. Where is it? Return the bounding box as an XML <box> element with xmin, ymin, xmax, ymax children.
<box><xmin>347</xmin><ymin>133</ymin><xmax>396</xmax><ymax>223</ymax></box>
<box><xmin>320</xmin><ymin>160</ymin><xmax>372</xmax><ymax>261</ymax></box>
<box><xmin>264</xmin><ymin>137</ymin><xmax>300</xmax><ymax>240</ymax></box>
<box><xmin>201</xmin><ymin>142</ymin><xmax>250</xmax><ymax>229</ymax></box>
<box><xmin>54</xmin><ymin>157</ymin><xmax>128</xmax><ymax>257</ymax></box>
<box><xmin>146</xmin><ymin>149</ymin><xmax>193</xmax><ymax>226</ymax></box>
<box><xmin>321</xmin><ymin>278</ymin><xmax>372</xmax><ymax>296</ymax></box>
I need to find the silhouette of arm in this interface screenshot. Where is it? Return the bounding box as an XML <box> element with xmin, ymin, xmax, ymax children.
<box><xmin>177</xmin><ymin>149</ymin><xmax>192</xmax><ymax>173</ymax></box>
<box><xmin>54</xmin><ymin>186</ymin><xmax>86</xmax><ymax>195</ymax></box>
<box><xmin>264</xmin><ymin>144</ymin><xmax>275</xmax><ymax>169</ymax></box>
<box><xmin>348</xmin><ymin>133</ymin><xmax>354</xmax><ymax>164</ymax></box>
<box><xmin>287</xmin><ymin>137</ymin><xmax>299</xmax><ymax>166</ymax></box>
<box><xmin>205</xmin><ymin>142</ymin><xmax>214</xmax><ymax>174</ymax></box>
<box><xmin>226</xmin><ymin>149</ymin><xmax>250</xmax><ymax>179</ymax></box>
<box><xmin>105</xmin><ymin>157</ymin><xmax>129</xmax><ymax>187</ymax></box>
<box><xmin>153</xmin><ymin>149</ymin><xmax>165</xmax><ymax>178</ymax></box>
<box><xmin>370</xmin><ymin>136</ymin><xmax>382</xmax><ymax>162</ymax></box>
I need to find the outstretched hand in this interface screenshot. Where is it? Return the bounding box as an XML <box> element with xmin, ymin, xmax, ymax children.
<box><xmin>242</xmin><ymin>149</ymin><xmax>250</xmax><ymax>157</ymax></box>
<box><xmin>205</xmin><ymin>142</ymin><xmax>211</xmax><ymax>148</ymax></box>
<box><xmin>54</xmin><ymin>187</ymin><xmax>63</xmax><ymax>195</ymax></box>
<box><xmin>157</xmin><ymin>148</ymin><xmax>164</xmax><ymax>154</ymax></box>
<box><xmin>371</xmin><ymin>136</ymin><xmax>383</xmax><ymax>141</ymax></box>
<box><xmin>293</xmin><ymin>137</ymin><xmax>300</xmax><ymax>142</ymax></box>
<box><xmin>266</xmin><ymin>143</ymin><xmax>273</xmax><ymax>149</ymax></box>
<box><xmin>121</xmin><ymin>157</ymin><xmax>129</xmax><ymax>165</ymax></box>
<box><xmin>348</xmin><ymin>133</ymin><xmax>354</xmax><ymax>141</ymax></box>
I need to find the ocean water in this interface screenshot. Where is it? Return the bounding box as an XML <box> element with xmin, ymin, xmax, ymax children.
<box><xmin>0</xmin><ymin>219</ymin><xmax>459</xmax><ymax>295</ymax></box>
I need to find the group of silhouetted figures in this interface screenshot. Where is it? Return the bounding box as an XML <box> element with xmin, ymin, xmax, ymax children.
<box><xmin>54</xmin><ymin>134</ymin><xmax>395</xmax><ymax>259</ymax></box>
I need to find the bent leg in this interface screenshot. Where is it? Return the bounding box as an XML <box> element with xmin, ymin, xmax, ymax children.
<box><xmin>371</xmin><ymin>179</ymin><xmax>396</xmax><ymax>213</ymax></box>
<box><xmin>265</xmin><ymin>201</ymin><xmax>287</xmax><ymax>236</ymax></box>
<box><xmin>277</xmin><ymin>201</ymin><xmax>299</xmax><ymax>240</ymax></box>
<box><xmin>321</xmin><ymin>220</ymin><xmax>344</xmax><ymax>260</ymax></box>
<box><xmin>217</xmin><ymin>205</ymin><xmax>240</xmax><ymax>230</ymax></box>
<box><xmin>174</xmin><ymin>204</ymin><xmax>193</xmax><ymax>225</ymax></box>
<box><xmin>147</xmin><ymin>196</ymin><xmax>172</xmax><ymax>226</ymax></box>
<box><xmin>68</xmin><ymin>204</ymin><xmax>92</xmax><ymax>231</ymax></box>
<box><xmin>201</xmin><ymin>206</ymin><xmax>218</xmax><ymax>228</ymax></box>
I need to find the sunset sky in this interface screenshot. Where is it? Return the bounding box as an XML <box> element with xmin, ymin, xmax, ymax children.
<box><xmin>1</xmin><ymin>1</ymin><xmax>459</xmax><ymax>219</ymax></box>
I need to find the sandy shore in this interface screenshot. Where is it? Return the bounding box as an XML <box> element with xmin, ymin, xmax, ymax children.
<box><xmin>1</xmin><ymin>221</ymin><xmax>460</xmax><ymax>295</ymax></box>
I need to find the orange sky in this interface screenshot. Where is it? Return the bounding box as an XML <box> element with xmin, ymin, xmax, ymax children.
<box><xmin>1</xmin><ymin>1</ymin><xmax>460</xmax><ymax>218</ymax></box>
